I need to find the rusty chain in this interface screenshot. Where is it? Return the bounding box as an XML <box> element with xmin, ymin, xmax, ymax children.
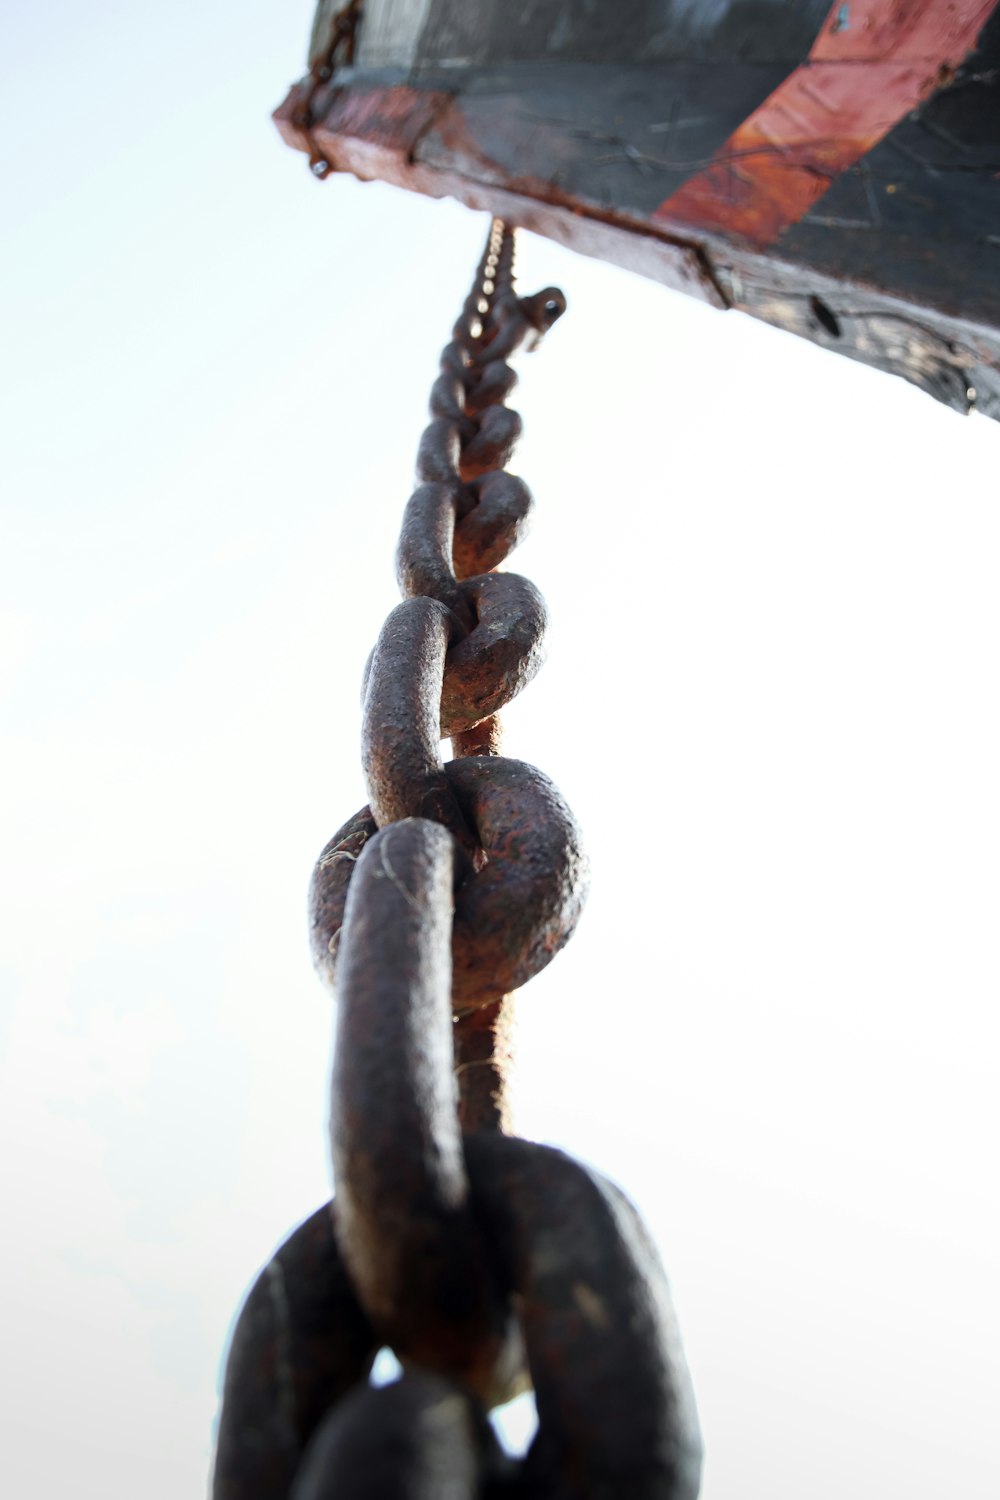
<box><xmin>289</xmin><ymin>0</ymin><xmax>364</xmax><ymax>179</ymax></box>
<box><xmin>213</xmin><ymin>220</ymin><xmax>703</xmax><ymax>1499</ymax></box>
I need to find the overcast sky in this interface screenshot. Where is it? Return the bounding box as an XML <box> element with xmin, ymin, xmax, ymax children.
<box><xmin>2</xmin><ymin>4</ymin><xmax>999</xmax><ymax>1498</ymax></box>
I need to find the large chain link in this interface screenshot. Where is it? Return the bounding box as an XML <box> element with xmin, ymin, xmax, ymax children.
<box><xmin>213</xmin><ymin>221</ymin><xmax>703</xmax><ymax>1499</ymax></box>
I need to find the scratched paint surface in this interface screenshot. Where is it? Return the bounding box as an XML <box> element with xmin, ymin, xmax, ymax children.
<box><xmin>273</xmin><ymin>0</ymin><xmax>1000</xmax><ymax>415</ymax></box>
<box><xmin>654</xmin><ymin>0</ymin><xmax>999</xmax><ymax>245</ymax></box>
<box><xmin>780</xmin><ymin>6</ymin><xmax>1000</xmax><ymax>326</ymax></box>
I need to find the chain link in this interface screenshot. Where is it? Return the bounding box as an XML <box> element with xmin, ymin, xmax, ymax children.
<box><xmin>214</xmin><ymin>220</ymin><xmax>703</xmax><ymax>1499</ymax></box>
<box><xmin>290</xmin><ymin>0</ymin><xmax>364</xmax><ymax>179</ymax></box>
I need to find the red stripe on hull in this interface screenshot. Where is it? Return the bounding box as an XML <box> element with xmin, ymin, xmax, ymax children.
<box><xmin>653</xmin><ymin>0</ymin><xmax>998</xmax><ymax>246</ymax></box>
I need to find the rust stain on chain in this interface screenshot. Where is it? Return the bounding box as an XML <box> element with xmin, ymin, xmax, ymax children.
<box><xmin>214</xmin><ymin>214</ymin><xmax>703</xmax><ymax>1498</ymax></box>
<box><xmin>310</xmin><ymin>756</ymin><xmax>587</xmax><ymax>1015</ymax></box>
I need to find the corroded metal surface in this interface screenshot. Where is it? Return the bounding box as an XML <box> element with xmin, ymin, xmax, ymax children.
<box><xmin>360</xmin><ymin>595</ymin><xmax>474</xmax><ymax>848</ymax></box>
<box><xmin>309</xmin><ymin>756</ymin><xmax>587</xmax><ymax>1015</ymax></box>
<box><xmin>331</xmin><ymin>818</ymin><xmax>514</xmax><ymax>1400</ymax></box>
<box><xmin>214</xmin><ymin>208</ymin><xmax>700</xmax><ymax>1496</ymax></box>
<box><xmin>213</xmin><ymin>1206</ymin><xmax>376</xmax><ymax>1500</ymax></box>
<box><xmin>466</xmin><ymin>1134</ymin><xmax>704</xmax><ymax>1500</ymax></box>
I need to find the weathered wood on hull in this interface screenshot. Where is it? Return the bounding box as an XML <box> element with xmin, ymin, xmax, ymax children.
<box><xmin>277</xmin><ymin>0</ymin><xmax>1000</xmax><ymax>420</ymax></box>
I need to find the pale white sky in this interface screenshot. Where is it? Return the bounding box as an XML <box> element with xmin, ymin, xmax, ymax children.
<box><xmin>2</xmin><ymin>4</ymin><xmax>999</xmax><ymax>1498</ymax></box>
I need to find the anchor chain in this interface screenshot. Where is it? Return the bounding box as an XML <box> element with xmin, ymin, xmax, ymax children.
<box><xmin>289</xmin><ymin>0</ymin><xmax>364</xmax><ymax>179</ymax></box>
<box><xmin>213</xmin><ymin>221</ymin><xmax>703</xmax><ymax>1498</ymax></box>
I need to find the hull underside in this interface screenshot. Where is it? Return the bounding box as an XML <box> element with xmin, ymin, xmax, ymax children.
<box><xmin>276</xmin><ymin>0</ymin><xmax>1000</xmax><ymax>420</ymax></box>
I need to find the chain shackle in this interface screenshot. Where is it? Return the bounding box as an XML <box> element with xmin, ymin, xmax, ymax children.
<box><xmin>214</xmin><ymin>218</ymin><xmax>702</xmax><ymax>1500</ymax></box>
